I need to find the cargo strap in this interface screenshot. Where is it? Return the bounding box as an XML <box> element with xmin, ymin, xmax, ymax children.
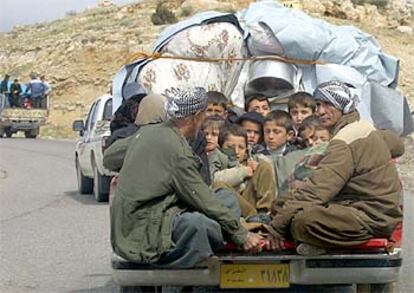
<box><xmin>126</xmin><ymin>51</ymin><xmax>327</xmax><ymax>65</ymax></box>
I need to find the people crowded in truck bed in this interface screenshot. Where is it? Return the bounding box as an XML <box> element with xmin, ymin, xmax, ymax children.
<box><xmin>103</xmin><ymin>80</ymin><xmax>403</xmax><ymax>267</ymax></box>
<box><xmin>0</xmin><ymin>73</ymin><xmax>50</xmax><ymax>109</ymax></box>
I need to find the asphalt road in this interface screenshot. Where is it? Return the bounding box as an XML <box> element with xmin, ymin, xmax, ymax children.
<box><xmin>0</xmin><ymin>138</ymin><xmax>413</xmax><ymax>293</ymax></box>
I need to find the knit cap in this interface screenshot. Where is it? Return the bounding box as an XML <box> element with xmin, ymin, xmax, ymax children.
<box><xmin>313</xmin><ymin>80</ymin><xmax>357</xmax><ymax>114</ymax></box>
<box><xmin>163</xmin><ymin>87</ymin><xmax>208</xmax><ymax>119</ymax></box>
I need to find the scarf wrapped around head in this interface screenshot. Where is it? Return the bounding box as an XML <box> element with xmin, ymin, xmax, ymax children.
<box><xmin>313</xmin><ymin>80</ymin><xmax>358</xmax><ymax>114</ymax></box>
<box><xmin>163</xmin><ymin>87</ymin><xmax>208</xmax><ymax>119</ymax></box>
<box><xmin>135</xmin><ymin>94</ymin><xmax>167</xmax><ymax>125</ymax></box>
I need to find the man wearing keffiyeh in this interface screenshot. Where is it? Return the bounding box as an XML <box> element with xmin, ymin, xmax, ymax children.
<box><xmin>265</xmin><ymin>80</ymin><xmax>404</xmax><ymax>256</ymax></box>
<box><xmin>104</xmin><ymin>86</ymin><xmax>263</xmax><ymax>268</ymax></box>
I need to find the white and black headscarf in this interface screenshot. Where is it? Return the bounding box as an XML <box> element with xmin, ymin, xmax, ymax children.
<box><xmin>313</xmin><ymin>80</ymin><xmax>358</xmax><ymax>114</ymax></box>
<box><xmin>163</xmin><ymin>87</ymin><xmax>208</xmax><ymax>119</ymax></box>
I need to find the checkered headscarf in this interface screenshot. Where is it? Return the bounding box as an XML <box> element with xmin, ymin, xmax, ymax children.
<box><xmin>313</xmin><ymin>81</ymin><xmax>357</xmax><ymax>114</ymax></box>
<box><xmin>163</xmin><ymin>87</ymin><xmax>208</xmax><ymax>119</ymax></box>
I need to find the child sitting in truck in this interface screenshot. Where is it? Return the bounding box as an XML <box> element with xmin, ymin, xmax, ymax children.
<box><xmin>236</xmin><ymin>111</ymin><xmax>265</xmax><ymax>155</ymax></box>
<box><xmin>206</xmin><ymin>91</ymin><xmax>228</xmax><ymax>119</ymax></box>
<box><xmin>23</xmin><ymin>97</ymin><xmax>32</xmax><ymax>109</ymax></box>
<box><xmin>213</xmin><ymin>124</ymin><xmax>276</xmax><ymax>217</ymax></box>
<box><xmin>287</xmin><ymin>92</ymin><xmax>316</xmax><ymax>129</ymax></box>
<box><xmin>245</xmin><ymin>94</ymin><xmax>271</xmax><ymax>117</ymax></box>
<box><xmin>260</xmin><ymin>110</ymin><xmax>296</xmax><ymax>157</ymax></box>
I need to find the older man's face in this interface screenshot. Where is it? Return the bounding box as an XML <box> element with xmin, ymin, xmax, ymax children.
<box><xmin>190</xmin><ymin>110</ymin><xmax>207</xmax><ymax>139</ymax></box>
<box><xmin>316</xmin><ymin>100</ymin><xmax>343</xmax><ymax>128</ymax></box>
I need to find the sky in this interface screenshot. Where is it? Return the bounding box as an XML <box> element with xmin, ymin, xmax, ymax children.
<box><xmin>0</xmin><ymin>0</ymin><xmax>138</xmax><ymax>32</ymax></box>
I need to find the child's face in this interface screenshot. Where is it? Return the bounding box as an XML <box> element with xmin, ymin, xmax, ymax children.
<box><xmin>264</xmin><ymin>121</ymin><xmax>292</xmax><ymax>150</ymax></box>
<box><xmin>290</xmin><ymin>105</ymin><xmax>313</xmax><ymax>127</ymax></box>
<box><xmin>223</xmin><ymin>134</ymin><xmax>247</xmax><ymax>163</ymax></box>
<box><xmin>241</xmin><ymin>121</ymin><xmax>261</xmax><ymax>145</ymax></box>
<box><xmin>312</xmin><ymin>129</ymin><xmax>331</xmax><ymax>147</ymax></box>
<box><xmin>203</xmin><ymin>126</ymin><xmax>220</xmax><ymax>153</ymax></box>
<box><xmin>247</xmin><ymin>99</ymin><xmax>271</xmax><ymax>117</ymax></box>
<box><xmin>206</xmin><ymin>103</ymin><xmax>227</xmax><ymax>118</ymax></box>
<box><xmin>299</xmin><ymin>126</ymin><xmax>315</xmax><ymax>147</ymax></box>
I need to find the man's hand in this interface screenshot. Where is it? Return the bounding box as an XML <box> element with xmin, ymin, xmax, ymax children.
<box><xmin>247</xmin><ymin>160</ymin><xmax>258</xmax><ymax>173</ymax></box>
<box><xmin>264</xmin><ymin>235</ymin><xmax>285</xmax><ymax>251</ymax></box>
<box><xmin>242</xmin><ymin>232</ymin><xmax>263</xmax><ymax>252</ymax></box>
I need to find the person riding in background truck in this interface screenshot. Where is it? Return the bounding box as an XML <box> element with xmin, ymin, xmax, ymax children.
<box><xmin>10</xmin><ymin>79</ymin><xmax>22</xmax><ymax>108</ymax></box>
<box><xmin>104</xmin><ymin>87</ymin><xmax>263</xmax><ymax>268</ymax></box>
<box><xmin>26</xmin><ymin>74</ymin><xmax>46</xmax><ymax>108</ymax></box>
<box><xmin>266</xmin><ymin>80</ymin><xmax>404</xmax><ymax>256</ymax></box>
<box><xmin>40</xmin><ymin>75</ymin><xmax>51</xmax><ymax>109</ymax></box>
<box><xmin>0</xmin><ymin>74</ymin><xmax>10</xmax><ymax>107</ymax></box>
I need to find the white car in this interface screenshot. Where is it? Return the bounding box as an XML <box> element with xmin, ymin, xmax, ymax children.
<box><xmin>72</xmin><ymin>94</ymin><xmax>114</xmax><ymax>202</ymax></box>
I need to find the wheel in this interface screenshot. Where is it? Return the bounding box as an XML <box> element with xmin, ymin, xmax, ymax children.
<box><xmin>0</xmin><ymin>127</ymin><xmax>4</xmax><ymax>138</ymax></box>
<box><xmin>24</xmin><ymin>129</ymin><xmax>37</xmax><ymax>139</ymax></box>
<box><xmin>93</xmin><ymin>164</ymin><xmax>110</xmax><ymax>202</ymax></box>
<box><xmin>76</xmin><ymin>157</ymin><xmax>93</xmax><ymax>194</ymax></box>
<box><xmin>5</xmin><ymin>127</ymin><xmax>12</xmax><ymax>138</ymax></box>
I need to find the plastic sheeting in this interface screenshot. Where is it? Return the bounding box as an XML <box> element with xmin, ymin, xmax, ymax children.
<box><xmin>112</xmin><ymin>0</ymin><xmax>413</xmax><ymax>135</ymax></box>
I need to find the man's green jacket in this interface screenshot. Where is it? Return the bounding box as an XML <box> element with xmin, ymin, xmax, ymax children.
<box><xmin>103</xmin><ymin>121</ymin><xmax>247</xmax><ymax>264</ymax></box>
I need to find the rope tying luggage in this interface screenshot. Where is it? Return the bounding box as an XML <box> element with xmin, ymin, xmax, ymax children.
<box><xmin>126</xmin><ymin>51</ymin><xmax>327</xmax><ymax>65</ymax></box>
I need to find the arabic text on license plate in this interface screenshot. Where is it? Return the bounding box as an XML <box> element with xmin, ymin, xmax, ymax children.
<box><xmin>220</xmin><ymin>263</ymin><xmax>290</xmax><ymax>289</ymax></box>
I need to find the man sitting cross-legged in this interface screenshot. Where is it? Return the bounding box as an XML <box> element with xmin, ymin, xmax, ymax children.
<box><xmin>266</xmin><ymin>80</ymin><xmax>404</xmax><ymax>256</ymax></box>
<box><xmin>104</xmin><ymin>87</ymin><xmax>263</xmax><ymax>268</ymax></box>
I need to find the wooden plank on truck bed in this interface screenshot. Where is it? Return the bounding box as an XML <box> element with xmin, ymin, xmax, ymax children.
<box><xmin>1</xmin><ymin>108</ymin><xmax>48</xmax><ymax>119</ymax></box>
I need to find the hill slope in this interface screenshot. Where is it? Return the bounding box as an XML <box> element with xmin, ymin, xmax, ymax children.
<box><xmin>0</xmin><ymin>0</ymin><xmax>413</xmax><ymax>138</ymax></box>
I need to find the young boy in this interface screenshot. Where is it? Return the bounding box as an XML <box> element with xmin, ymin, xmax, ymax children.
<box><xmin>287</xmin><ymin>92</ymin><xmax>316</xmax><ymax>129</ymax></box>
<box><xmin>206</xmin><ymin>91</ymin><xmax>228</xmax><ymax>118</ymax></box>
<box><xmin>297</xmin><ymin>115</ymin><xmax>322</xmax><ymax>147</ymax></box>
<box><xmin>261</xmin><ymin>110</ymin><xmax>296</xmax><ymax>156</ymax></box>
<box><xmin>236</xmin><ymin>111</ymin><xmax>264</xmax><ymax>154</ymax></box>
<box><xmin>214</xmin><ymin>124</ymin><xmax>276</xmax><ymax>217</ymax></box>
<box><xmin>312</xmin><ymin>125</ymin><xmax>331</xmax><ymax>147</ymax></box>
<box><xmin>245</xmin><ymin>95</ymin><xmax>271</xmax><ymax>117</ymax></box>
<box><xmin>202</xmin><ymin>116</ymin><xmax>229</xmax><ymax>181</ymax></box>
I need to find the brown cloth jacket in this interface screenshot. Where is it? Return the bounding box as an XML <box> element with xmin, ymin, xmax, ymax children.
<box><xmin>270</xmin><ymin>111</ymin><xmax>404</xmax><ymax>239</ymax></box>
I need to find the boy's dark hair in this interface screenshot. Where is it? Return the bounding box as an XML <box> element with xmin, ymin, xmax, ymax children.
<box><xmin>264</xmin><ymin>110</ymin><xmax>294</xmax><ymax>132</ymax></box>
<box><xmin>202</xmin><ymin>115</ymin><xmax>226</xmax><ymax>131</ymax></box>
<box><xmin>207</xmin><ymin>91</ymin><xmax>227</xmax><ymax>109</ymax></box>
<box><xmin>297</xmin><ymin>115</ymin><xmax>321</xmax><ymax>135</ymax></box>
<box><xmin>287</xmin><ymin>91</ymin><xmax>316</xmax><ymax>112</ymax></box>
<box><xmin>314</xmin><ymin>124</ymin><xmax>331</xmax><ymax>134</ymax></box>
<box><xmin>218</xmin><ymin>124</ymin><xmax>247</xmax><ymax>147</ymax></box>
<box><xmin>245</xmin><ymin>94</ymin><xmax>270</xmax><ymax>111</ymax></box>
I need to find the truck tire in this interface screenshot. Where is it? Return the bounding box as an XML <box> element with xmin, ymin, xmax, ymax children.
<box><xmin>93</xmin><ymin>164</ymin><xmax>110</xmax><ymax>202</ymax></box>
<box><xmin>0</xmin><ymin>127</ymin><xmax>4</xmax><ymax>138</ymax></box>
<box><xmin>24</xmin><ymin>129</ymin><xmax>37</xmax><ymax>139</ymax></box>
<box><xmin>5</xmin><ymin>127</ymin><xmax>12</xmax><ymax>138</ymax></box>
<box><xmin>76</xmin><ymin>157</ymin><xmax>93</xmax><ymax>194</ymax></box>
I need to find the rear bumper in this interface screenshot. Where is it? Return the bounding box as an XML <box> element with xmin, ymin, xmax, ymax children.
<box><xmin>111</xmin><ymin>249</ymin><xmax>402</xmax><ymax>287</ymax></box>
<box><xmin>1</xmin><ymin>120</ymin><xmax>45</xmax><ymax>130</ymax></box>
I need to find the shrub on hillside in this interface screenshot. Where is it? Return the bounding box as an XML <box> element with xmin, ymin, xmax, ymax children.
<box><xmin>180</xmin><ymin>6</ymin><xmax>194</xmax><ymax>17</ymax></box>
<box><xmin>151</xmin><ymin>2</ymin><xmax>177</xmax><ymax>25</ymax></box>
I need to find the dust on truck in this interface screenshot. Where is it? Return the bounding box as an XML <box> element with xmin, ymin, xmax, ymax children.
<box><xmin>0</xmin><ymin>94</ymin><xmax>48</xmax><ymax>138</ymax></box>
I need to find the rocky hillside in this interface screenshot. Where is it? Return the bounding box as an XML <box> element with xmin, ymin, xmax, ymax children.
<box><xmin>0</xmin><ymin>0</ymin><xmax>413</xmax><ymax>138</ymax></box>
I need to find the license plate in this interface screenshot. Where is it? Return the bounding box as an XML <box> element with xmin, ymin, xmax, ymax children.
<box><xmin>220</xmin><ymin>263</ymin><xmax>290</xmax><ymax>289</ymax></box>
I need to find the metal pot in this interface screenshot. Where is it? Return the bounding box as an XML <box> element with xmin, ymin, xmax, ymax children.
<box><xmin>244</xmin><ymin>60</ymin><xmax>297</xmax><ymax>98</ymax></box>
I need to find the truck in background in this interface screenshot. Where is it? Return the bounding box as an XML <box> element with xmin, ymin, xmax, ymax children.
<box><xmin>0</xmin><ymin>94</ymin><xmax>48</xmax><ymax>138</ymax></box>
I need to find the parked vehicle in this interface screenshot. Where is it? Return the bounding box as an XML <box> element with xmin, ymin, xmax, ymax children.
<box><xmin>72</xmin><ymin>94</ymin><xmax>114</xmax><ymax>202</ymax></box>
<box><xmin>0</xmin><ymin>93</ymin><xmax>48</xmax><ymax>138</ymax></box>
